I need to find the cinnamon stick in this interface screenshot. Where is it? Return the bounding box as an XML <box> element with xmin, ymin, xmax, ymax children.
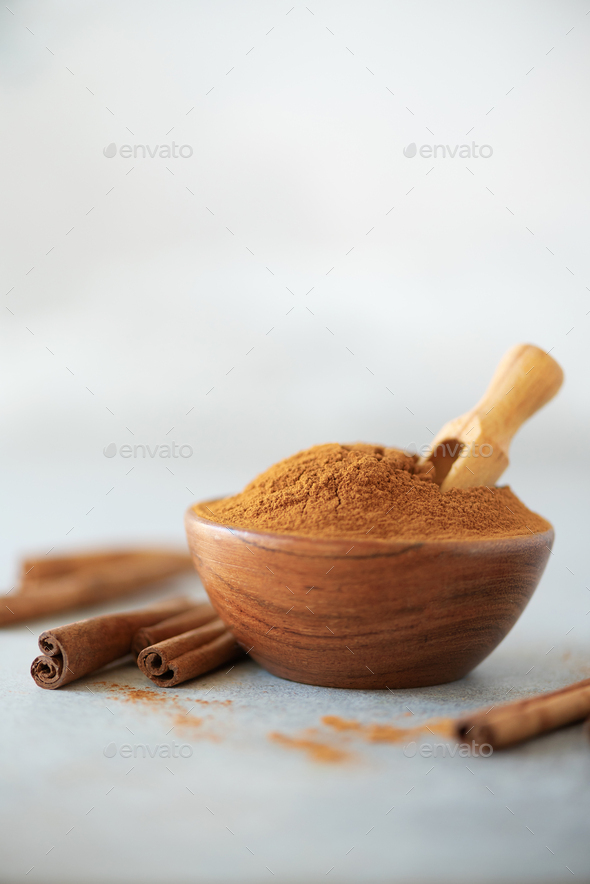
<box><xmin>456</xmin><ymin>677</ymin><xmax>590</xmax><ymax>749</ymax></box>
<box><xmin>1</xmin><ymin>551</ymin><xmax>194</xmax><ymax>626</ymax></box>
<box><xmin>137</xmin><ymin>619</ymin><xmax>241</xmax><ymax>687</ymax></box>
<box><xmin>131</xmin><ymin>601</ymin><xmax>217</xmax><ymax>656</ymax></box>
<box><xmin>31</xmin><ymin>596</ymin><xmax>193</xmax><ymax>690</ymax></box>
<box><xmin>19</xmin><ymin>549</ymin><xmax>162</xmax><ymax>587</ymax></box>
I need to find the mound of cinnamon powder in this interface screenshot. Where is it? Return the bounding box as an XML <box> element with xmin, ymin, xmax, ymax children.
<box><xmin>203</xmin><ymin>443</ymin><xmax>550</xmax><ymax>541</ymax></box>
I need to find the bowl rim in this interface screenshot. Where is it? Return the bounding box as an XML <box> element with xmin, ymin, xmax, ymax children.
<box><xmin>186</xmin><ymin>500</ymin><xmax>554</xmax><ymax>558</ymax></box>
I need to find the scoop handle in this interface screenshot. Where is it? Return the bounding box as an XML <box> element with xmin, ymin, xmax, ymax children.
<box><xmin>472</xmin><ymin>343</ymin><xmax>564</xmax><ymax>451</ymax></box>
<box><xmin>431</xmin><ymin>343</ymin><xmax>564</xmax><ymax>491</ymax></box>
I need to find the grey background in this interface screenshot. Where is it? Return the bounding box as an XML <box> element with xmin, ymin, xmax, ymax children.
<box><xmin>1</xmin><ymin>1</ymin><xmax>589</xmax><ymax>881</ymax></box>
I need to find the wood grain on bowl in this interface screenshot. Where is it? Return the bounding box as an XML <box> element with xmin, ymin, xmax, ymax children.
<box><xmin>185</xmin><ymin>503</ymin><xmax>553</xmax><ymax>690</ymax></box>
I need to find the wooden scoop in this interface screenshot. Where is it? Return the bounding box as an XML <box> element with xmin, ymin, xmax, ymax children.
<box><xmin>420</xmin><ymin>343</ymin><xmax>564</xmax><ymax>491</ymax></box>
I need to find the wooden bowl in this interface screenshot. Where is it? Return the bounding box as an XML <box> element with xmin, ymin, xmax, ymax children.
<box><xmin>185</xmin><ymin>503</ymin><xmax>554</xmax><ymax>690</ymax></box>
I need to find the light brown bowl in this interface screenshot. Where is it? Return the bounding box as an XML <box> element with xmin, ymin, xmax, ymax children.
<box><xmin>184</xmin><ymin>503</ymin><xmax>554</xmax><ymax>690</ymax></box>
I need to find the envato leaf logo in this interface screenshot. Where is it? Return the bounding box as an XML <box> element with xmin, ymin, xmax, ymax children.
<box><xmin>103</xmin><ymin>442</ymin><xmax>117</xmax><ymax>458</ymax></box>
<box><xmin>103</xmin><ymin>142</ymin><xmax>117</xmax><ymax>158</ymax></box>
<box><xmin>403</xmin><ymin>142</ymin><xmax>417</xmax><ymax>158</ymax></box>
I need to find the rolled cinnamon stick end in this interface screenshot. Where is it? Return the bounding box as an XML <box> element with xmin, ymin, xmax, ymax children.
<box><xmin>131</xmin><ymin>601</ymin><xmax>217</xmax><ymax>656</ymax></box>
<box><xmin>2</xmin><ymin>551</ymin><xmax>194</xmax><ymax>626</ymax></box>
<box><xmin>138</xmin><ymin>619</ymin><xmax>227</xmax><ymax>675</ymax></box>
<box><xmin>455</xmin><ymin>677</ymin><xmax>590</xmax><ymax>750</ymax></box>
<box><xmin>31</xmin><ymin>596</ymin><xmax>193</xmax><ymax>690</ymax></box>
<box><xmin>138</xmin><ymin>621</ymin><xmax>241</xmax><ymax>687</ymax></box>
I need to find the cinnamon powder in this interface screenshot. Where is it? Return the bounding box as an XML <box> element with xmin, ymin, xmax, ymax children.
<box><xmin>204</xmin><ymin>443</ymin><xmax>550</xmax><ymax>541</ymax></box>
<box><xmin>269</xmin><ymin>732</ymin><xmax>350</xmax><ymax>763</ymax></box>
<box><xmin>321</xmin><ymin>714</ymin><xmax>456</xmax><ymax>743</ymax></box>
<box><xmin>269</xmin><ymin>716</ymin><xmax>457</xmax><ymax>763</ymax></box>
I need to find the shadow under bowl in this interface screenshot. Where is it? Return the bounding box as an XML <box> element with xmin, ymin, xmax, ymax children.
<box><xmin>185</xmin><ymin>502</ymin><xmax>554</xmax><ymax>690</ymax></box>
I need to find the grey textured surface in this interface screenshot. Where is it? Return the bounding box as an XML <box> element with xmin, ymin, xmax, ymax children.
<box><xmin>1</xmin><ymin>577</ymin><xmax>589</xmax><ymax>884</ymax></box>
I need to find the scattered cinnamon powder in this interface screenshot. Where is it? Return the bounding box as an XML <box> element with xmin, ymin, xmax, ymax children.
<box><xmin>269</xmin><ymin>732</ymin><xmax>350</xmax><ymax>763</ymax></box>
<box><xmin>365</xmin><ymin>720</ymin><xmax>455</xmax><ymax>743</ymax></box>
<box><xmin>172</xmin><ymin>713</ymin><xmax>203</xmax><ymax>729</ymax></box>
<box><xmin>113</xmin><ymin>688</ymin><xmax>168</xmax><ymax>705</ymax></box>
<box><xmin>321</xmin><ymin>715</ymin><xmax>362</xmax><ymax>732</ymax></box>
<box><xmin>95</xmin><ymin>681</ymin><xmax>232</xmax><ymax>708</ymax></box>
<box><xmin>202</xmin><ymin>443</ymin><xmax>549</xmax><ymax>540</ymax></box>
<box><xmin>322</xmin><ymin>714</ymin><xmax>455</xmax><ymax>743</ymax></box>
<box><xmin>269</xmin><ymin>716</ymin><xmax>456</xmax><ymax>761</ymax></box>
<box><xmin>173</xmin><ymin>698</ymin><xmax>232</xmax><ymax>707</ymax></box>
<box><xmin>100</xmin><ymin>683</ymin><xmax>174</xmax><ymax>706</ymax></box>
